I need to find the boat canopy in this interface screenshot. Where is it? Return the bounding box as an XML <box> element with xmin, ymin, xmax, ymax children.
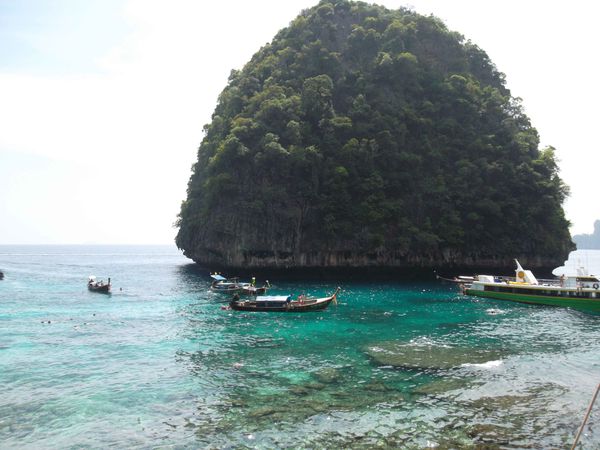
<box><xmin>256</xmin><ymin>295</ymin><xmax>291</xmax><ymax>302</ymax></box>
<box><xmin>210</xmin><ymin>274</ymin><xmax>227</xmax><ymax>281</ymax></box>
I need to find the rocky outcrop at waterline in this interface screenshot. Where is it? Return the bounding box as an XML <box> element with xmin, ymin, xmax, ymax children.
<box><xmin>179</xmin><ymin>243</ymin><xmax>566</xmax><ymax>272</ymax></box>
<box><xmin>364</xmin><ymin>341</ymin><xmax>505</xmax><ymax>370</ymax></box>
<box><xmin>176</xmin><ymin>0</ymin><xmax>574</xmax><ymax>271</ymax></box>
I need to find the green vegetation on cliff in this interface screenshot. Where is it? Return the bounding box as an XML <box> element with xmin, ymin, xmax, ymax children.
<box><xmin>176</xmin><ymin>0</ymin><xmax>573</xmax><ymax>268</ymax></box>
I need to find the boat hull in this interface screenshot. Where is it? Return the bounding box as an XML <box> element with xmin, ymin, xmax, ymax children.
<box><xmin>211</xmin><ymin>285</ymin><xmax>244</xmax><ymax>293</ymax></box>
<box><xmin>230</xmin><ymin>297</ymin><xmax>334</xmax><ymax>312</ymax></box>
<box><xmin>241</xmin><ymin>286</ymin><xmax>268</xmax><ymax>295</ymax></box>
<box><xmin>88</xmin><ymin>284</ymin><xmax>111</xmax><ymax>293</ymax></box>
<box><xmin>465</xmin><ymin>288</ymin><xmax>600</xmax><ymax>313</ymax></box>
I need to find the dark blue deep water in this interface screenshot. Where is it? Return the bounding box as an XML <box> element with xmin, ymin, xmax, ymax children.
<box><xmin>1</xmin><ymin>245</ymin><xmax>599</xmax><ymax>449</ymax></box>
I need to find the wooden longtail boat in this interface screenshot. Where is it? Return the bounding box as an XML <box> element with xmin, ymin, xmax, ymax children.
<box><xmin>458</xmin><ymin>260</ymin><xmax>600</xmax><ymax>313</ymax></box>
<box><xmin>229</xmin><ymin>287</ymin><xmax>341</xmax><ymax>312</ymax></box>
<box><xmin>88</xmin><ymin>276</ymin><xmax>111</xmax><ymax>293</ymax></box>
<box><xmin>210</xmin><ymin>273</ymin><xmax>269</xmax><ymax>295</ymax></box>
<box><xmin>241</xmin><ymin>285</ymin><xmax>269</xmax><ymax>295</ymax></box>
<box><xmin>435</xmin><ymin>274</ymin><xmax>474</xmax><ymax>284</ymax></box>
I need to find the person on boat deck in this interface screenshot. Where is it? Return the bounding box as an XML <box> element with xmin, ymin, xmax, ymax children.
<box><xmin>560</xmin><ymin>274</ymin><xmax>565</xmax><ymax>287</ymax></box>
<box><xmin>251</xmin><ymin>277</ymin><xmax>256</xmax><ymax>287</ymax></box>
<box><xmin>286</xmin><ymin>295</ymin><xmax>292</xmax><ymax>303</ymax></box>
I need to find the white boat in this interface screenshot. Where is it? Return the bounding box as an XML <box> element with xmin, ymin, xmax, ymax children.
<box><xmin>458</xmin><ymin>260</ymin><xmax>600</xmax><ymax>313</ymax></box>
<box><xmin>210</xmin><ymin>274</ymin><xmax>269</xmax><ymax>295</ymax></box>
<box><xmin>210</xmin><ymin>274</ymin><xmax>248</xmax><ymax>293</ymax></box>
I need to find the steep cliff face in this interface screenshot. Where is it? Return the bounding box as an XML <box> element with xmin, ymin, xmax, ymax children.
<box><xmin>176</xmin><ymin>0</ymin><xmax>573</xmax><ymax>270</ymax></box>
<box><xmin>183</xmin><ymin>244</ymin><xmax>563</xmax><ymax>272</ymax></box>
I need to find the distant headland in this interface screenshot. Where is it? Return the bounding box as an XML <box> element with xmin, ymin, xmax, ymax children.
<box><xmin>573</xmin><ymin>220</ymin><xmax>600</xmax><ymax>249</ymax></box>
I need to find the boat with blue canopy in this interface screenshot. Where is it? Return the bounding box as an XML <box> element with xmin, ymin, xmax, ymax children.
<box><xmin>229</xmin><ymin>287</ymin><xmax>340</xmax><ymax>312</ymax></box>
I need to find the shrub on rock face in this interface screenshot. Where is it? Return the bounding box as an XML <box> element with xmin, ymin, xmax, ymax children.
<box><xmin>176</xmin><ymin>0</ymin><xmax>573</xmax><ymax>269</ymax></box>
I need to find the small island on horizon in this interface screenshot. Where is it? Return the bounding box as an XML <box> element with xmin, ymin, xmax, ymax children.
<box><xmin>573</xmin><ymin>220</ymin><xmax>600</xmax><ymax>249</ymax></box>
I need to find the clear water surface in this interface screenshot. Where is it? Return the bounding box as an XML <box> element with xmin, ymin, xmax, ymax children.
<box><xmin>1</xmin><ymin>246</ymin><xmax>599</xmax><ymax>449</ymax></box>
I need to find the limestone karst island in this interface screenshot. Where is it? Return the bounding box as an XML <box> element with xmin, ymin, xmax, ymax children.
<box><xmin>176</xmin><ymin>0</ymin><xmax>573</xmax><ymax>271</ymax></box>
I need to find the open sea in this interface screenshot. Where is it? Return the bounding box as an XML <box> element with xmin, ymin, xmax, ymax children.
<box><xmin>1</xmin><ymin>245</ymin><xmax>599</xmax><ymax>449</ymax></box>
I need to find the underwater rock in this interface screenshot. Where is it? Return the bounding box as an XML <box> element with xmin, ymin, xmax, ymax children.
<box><xmin>313</xmin><ymin>367</ymin><xmax>341</xmax><ymax>384</ymax></box>
<box><xmin>304</xmin><ymin>381</ymin><xmax>326</xmax><ymax>391</ymax></box>
<box><xmin>363</xmin><ymin>381</ymin><xmax>389</xmax><ymax>392</ymax></box>
<box><xmin>247</xmin><ymin>406</ymin><xmax>280</xmax><ymax>418</ymax></box>
<box><xmin>466</xmin><ymin>423</ymin><xmax>513</xmax><ymax>446</ymax></box>
<box><xmin>365</xmin><ymin>341</ymin><xmax>503</xmax><ymax>370</ymax></box>
<box><xmin>468</xmin><ymin>394</ymin><xmax>536</xmax><ymax>412</ymax></box>
<box><xmin>289</xmin><ymin>386</ymin><xmax>311</xmax><ymax>396</ymax></box>
<box><xmin>412</xmin><ymin>377</ymin><xmax>471</xmax><ymax>396</ymax></box>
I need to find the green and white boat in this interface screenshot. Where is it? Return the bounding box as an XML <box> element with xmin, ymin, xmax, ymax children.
<box><xmin>461</xmin><ymin>260</ymin><xmax>600</xmax><ymax>313</ymax></box>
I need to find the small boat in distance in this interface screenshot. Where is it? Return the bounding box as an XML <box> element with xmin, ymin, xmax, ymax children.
<box><xmin>455</xmin><ymin>260</ymin><xmax>600</xmax><ymax>314</ymax></box>
<box><xmin>210</xmin><ymin>274</ymin><xmax>247</xmax><ymax>293</ymax></box>
<box><xmin>435</xmin><ymin>273</ymin><xmax>474</xmax><ymax>284</ymax></box>
<box><xmin>0</xmin><ymin>270</ymin><xmax>4</xmax><ymax>280</ymax></box>
<box><xmin>229</xmin><ymin>287</ymin><xmax>341</xmax><ymax>312</ymax></box>
<box><xmin>88</xmin><ymin>276</ymin><xmax>111</xmax><ymax>293</ymax></box>
<box><xmin>210</xmin><ymin>273</ymin><xmax>269</xmax><ymax>295</ymax></box>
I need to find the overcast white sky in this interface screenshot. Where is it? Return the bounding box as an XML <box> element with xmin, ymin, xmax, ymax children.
<box><xmin>1</xmin><ymin>0</ymin><xmax>598</xmax><ymax>244</ymax></box>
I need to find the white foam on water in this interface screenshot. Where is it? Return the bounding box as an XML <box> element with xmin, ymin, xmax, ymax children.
<box><xmin>461</xmin><ymin>359</ymin><xmax>503</xmax><ymax>369</ymax></box>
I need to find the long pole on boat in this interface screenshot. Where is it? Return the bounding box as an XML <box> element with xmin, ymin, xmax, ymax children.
<box><xmin>571</xmin><ymin>382</ymin><xmax>600</xmax><ymax>449</ymax></box>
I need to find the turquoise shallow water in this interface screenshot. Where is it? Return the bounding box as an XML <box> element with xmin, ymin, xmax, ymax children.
<box><xmin>1</xmin><ymin>245</ymin><xmax>599</xmax><ymax>449</ymax></box>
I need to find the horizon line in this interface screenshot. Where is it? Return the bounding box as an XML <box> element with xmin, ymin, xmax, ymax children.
<box><xmin>0</xmin><ymin>243</ymin><xmax>178</xmax><ymax>246</ymax></box>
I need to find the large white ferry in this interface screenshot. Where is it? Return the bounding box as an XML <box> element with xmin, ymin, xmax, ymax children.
<box><xmin>459</xmin><ymin>260</ymin><xmax>600</xmax><ymax>313</ymax></box>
